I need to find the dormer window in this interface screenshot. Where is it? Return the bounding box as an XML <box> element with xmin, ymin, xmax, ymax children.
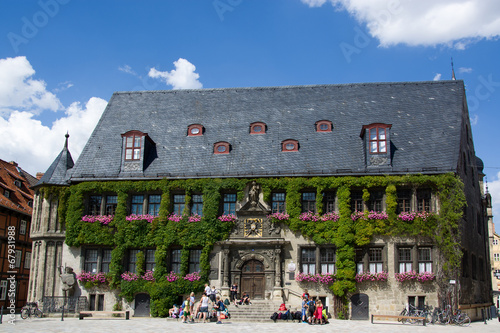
<box><xmin>123</xmin><ymin>132</ymin><xmax>143</xmax><ymax>160</ymax></box>
<box><xmin>4</xmin><ymin>190</ymin><xmax>10</xmax><ymax>198</ymax></box>
<box><xmin>188</xmin><ymin>124</ymin><xmax>204</xmax><ymax>136</ymax></box>
<box><xmin>250</xmin><ymin>122</ymin><xmax>266</xmax><ymax>134</ymax></box>
<box><xmin>315</xmin><ymin>120</ymin><xmax>332</xmax><ymax>132</ymax></box>
<box><xmin>360</xmin><ymin>123</ymin><xmax>392</xmax><ymax>167</ymax></box>
<box><xmin>120</xmin><ymin>131</ymin><xmax>156</xmax><ymax>172</ymax></box>
<box><xmin>214</xmin><ymin>141</ymin><xmax>230</xmax><ymax>154</ymax></box>
<box><xmin>281</xmin><ymin>139</ymin><xmax>299</xmax><ymax>152</ymax></box>
<box><xmin>361</xmin><ymin>123</ymin><xmax>392</xmax><ymax>154</ymax></box>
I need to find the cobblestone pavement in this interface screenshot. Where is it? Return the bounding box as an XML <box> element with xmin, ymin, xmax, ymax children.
<box><xmin>2</xmin><ymin>316</ymin><xmax>500</xmax><ymax>333</ymax></box>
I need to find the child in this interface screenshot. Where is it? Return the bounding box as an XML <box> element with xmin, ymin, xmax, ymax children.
<box><xmin>181</xmin><ymin>296</ymin><xmax>191</xmax><ymax>323</ymax></box>
<box><xmin>301</xmin><ymin>296</ymin><xmax>307</xmax><ymax>322</ymax></box>
<box><xmin>314</xmin><ymin>300</ymin><xmax>323</xmax><ymax>325</ymax></box>
<box><xmin>214</xmin><ymin>295</ymin><xmax>225</xmax><ymax>324</ymax></box>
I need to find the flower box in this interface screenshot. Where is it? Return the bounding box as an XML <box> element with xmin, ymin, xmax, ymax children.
<box><xmin>267</xmin><ymin>212</ymin><xmax>290</xmax><ymax>223</ymax></box>
<box><xmin>126</xmin><ymin>214</ymin><xmax>156</xmax><ymax>223</ymax></box>
<box><xmin>81</xmin><ymin>215</ymin><xmax>114</xmax><ymax>225</ymax></box>
<box><xmin>355</xmin><ymin>271</ymin><xmax>388</xmax><ymax>282</ymax></box>
<box><xmin>218</xmin><ymin>214</ymin><xmax>237</xmax><ymax>222</ymax></box>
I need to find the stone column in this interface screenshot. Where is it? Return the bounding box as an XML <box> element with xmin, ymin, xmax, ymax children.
<box><xmin>273</xmin><ymin>248</ymin><xmax>283</xmax><ymax>299</ymax></box>
<box><xmin>222</xmin><ymin>249</ymin><xmax>230</xmax><ymax>287</ymax></box>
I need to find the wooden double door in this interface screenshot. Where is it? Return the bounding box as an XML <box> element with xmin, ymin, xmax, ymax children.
<box><xmin>240</xmin><ymin>260</ymin><xmax>265</xmax><ymax>299</ymax></box>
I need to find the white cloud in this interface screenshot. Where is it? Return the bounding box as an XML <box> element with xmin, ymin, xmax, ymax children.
<box><xmin>433</xmin><ymin>73</ymin><xmax>442</xmax><ymax>81</ymax></box>
<box><xmin>118</xmin><ymin>64</ymin><xmax>137</xmax><ymax>76</ymax></box>
<box><xmin>458</xmin><ymin>67</ymin><xmax>473</xmax><ymax>74</ymax></box>
<box><xmin>148</xmin><ymin>58</ymin><xmax>202</xmax><ymax>90</ymax></box>
<box><xmin>302</xmin><ymin>0</ymin><xmax>500</xmax><ymax>48</ymax></box>
<box><xmin>488</xmin><ymin>172</ymin><xmax>500</xmax><ymax>231</ymax></box>
<box><xmin>0</xmin><ymin>56</ymin><xmax>61</xmax><ymax>116</ymax></box>
<box><xmin>0</xmin><ymin>56</ymin><xmax>107</xmax><ymax>175</ymax></box>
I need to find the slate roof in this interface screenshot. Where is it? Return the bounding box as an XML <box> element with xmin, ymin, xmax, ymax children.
<box><xmin>65</xmin><ymin>80</ymin><xmax>466</xmax><ymax>181</ymax></box>
<box><xmin>37</xmin><ymin>134</ymin><xmax>74</xmax><ymax>186</ymax></box>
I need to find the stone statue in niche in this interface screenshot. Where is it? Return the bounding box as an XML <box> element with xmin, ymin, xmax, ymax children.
<box><xmin>249</xmin><ymin>181</ymin><xmax>260</xmax><ymax>207</ymax></box>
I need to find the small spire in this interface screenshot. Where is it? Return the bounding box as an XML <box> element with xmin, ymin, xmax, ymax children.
<box><xmin>64</xmin><ymin>132</ymin><xmax>70</xmax><ymax>149</ymax></box>
<box><xmin>451</xmin><ymin>57</ymin><xmax>456</xmax><ymax>80</ymax></box>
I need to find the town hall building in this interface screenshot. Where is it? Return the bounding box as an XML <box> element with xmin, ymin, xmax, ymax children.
<box><xmin>27</xmin><ymin>80</ymin><xmax>492</xmax><ymax>319</ymax></box>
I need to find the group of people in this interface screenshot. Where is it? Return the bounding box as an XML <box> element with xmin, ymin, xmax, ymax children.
<box><xmin>301</xmin><ymin>289</ymin><xmax>329</xmax><ymax>325</ymax></box>
<box><xmin>168</xmin><ymin>283</ymin><xmax>249</xmax><ymax>324</ymax></box>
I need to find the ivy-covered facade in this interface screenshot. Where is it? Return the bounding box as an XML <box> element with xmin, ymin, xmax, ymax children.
<box><xmin>27</xmin><ymin>81</ymin><xmax>491</xmax><ymax>319</ymax></box>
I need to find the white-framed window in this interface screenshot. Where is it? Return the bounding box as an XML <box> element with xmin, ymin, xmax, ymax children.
<box><xmin>24</xmin><ymin>252</ymin><xmax>31</xmax><ymax>270</ymax></box>
<box><xmin>398</xmin><ymin>248</ymin><xmax>413</xmax><ymax>273</ymax></box>
<box><xmin>301</xmin><ymin>248</ymin><xmax>316</xmax><ymax>274</ymax></box>
<box><xmin>20</xmin><ymin>220</ymin><xmax>27</xmax><ymax>235</ymax></box>
<box><xmin>418</xmin><ymin>247</ymin><xmax>433</xmax><ymax>273</ymax></box>
<box><xmin>494</xmin><ymin>253</ymin><xmax>500</xmax><ymax>262</ymax></box>
<box><xmin>320</xmin><ymin>248</ymin><xmax>336</xmax><ymax>274</ymax></box>
<box><xmin>0</xmin><ymin>280</ymin><xmax>7</xmax><ymax>300</ymax></box>
<box><xmin>493</xmin><ymin>239</ymin><xmax>499</xmax><ymax>246</ymax></box>
<box><xmin>369</xmin><ymin>248</ymin><xmax>383</xmax><ymax>273</ymax></box>
<box><xmin>15</xmin><ymin>250</ymin><xmax>22</xmax><ymax>268</ymax></box>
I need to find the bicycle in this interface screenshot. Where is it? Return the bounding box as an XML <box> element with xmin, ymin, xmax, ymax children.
<box><xmin>21</xmin><ymin>301</ymin><xmax>43</xmax><ymax>319</ymax></box>
<box><xmin>449</xmin><ymin>309</ymin><xmax>471</xmax><ymax>327</ymax></box>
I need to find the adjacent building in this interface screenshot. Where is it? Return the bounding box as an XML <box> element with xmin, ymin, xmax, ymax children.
<box><xmin>0</xmin><ymin>159</ymin><xmax>37</xmax><ymax>310</ymax></box>
<box><xmin>28</xmin><ymin>80</ymin><xmax>492</xmax><ymax>319</ymax></box>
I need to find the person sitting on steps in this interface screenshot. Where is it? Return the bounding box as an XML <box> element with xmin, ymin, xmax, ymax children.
<box><xmin>238</xmin><ymin>291</ymin><xmax>251</xmax><ymax>305</ymax></box>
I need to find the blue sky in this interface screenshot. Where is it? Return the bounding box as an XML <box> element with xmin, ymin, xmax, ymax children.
<box><xmin>1</xmin><ymin>0</ymin><xmax>500</xmax><ymax>227</ymax></box>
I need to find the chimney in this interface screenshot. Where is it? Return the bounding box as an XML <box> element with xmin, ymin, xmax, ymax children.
<box><xmin>9</xmin><ymin>161</ymin><xmax>18</xmax><ymax>167</ymax></box>
<box><xmin>36</xmin><ymin>172</ymin><xmax>44</xmax><ymax>180</ymax></box>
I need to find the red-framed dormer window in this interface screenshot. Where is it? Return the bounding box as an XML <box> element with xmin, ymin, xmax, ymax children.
<box><xmin>187</xmin><ymin>124</ymin><xmax>204</xmax><ymax>136</ymax></box>
<box><xmin>214</xmin><ymin>141</ymin><xmax>230</xmax><ymax>154</ymax></box>
<box><xmin>250</xmin><ymin>122</ymin><xmax>266</xmax><ymax>134</ymax></box>
<box><xmin>315</xmin><ymin>120</ymin><xmax>332</xmax><ymax>132</ymax></box>
<box><xmin>361</xmin><ymin>123</ymin><xmax>392</xmax><ymax>154</ymax></box>
<box><xmin>122</xmin><ymin>130</ymin><xmax>145</xmax><ymax>161</ymax></box>
<box><xmin>281</xmin><ymin>139</ymin><xmax>299</xmax><ymax>152</ymax></box>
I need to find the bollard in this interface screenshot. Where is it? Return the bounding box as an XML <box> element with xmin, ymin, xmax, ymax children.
<box><xmin>1</xmin><ymin>305</ymin><xmax>3</xmax><ymax>324</ymax></box>
<box><xmin>482</xmin><ymin>308</ymin><xmax>486</xmax><ymax>324</ymax></box>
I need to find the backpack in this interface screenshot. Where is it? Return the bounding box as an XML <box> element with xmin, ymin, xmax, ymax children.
<box><xmin>224</xmin><ymin>298</ymin><xmax>230</xmax><ymax>306</ymax></box>
<box><xmin>271</xmin><ymin>312</ymin><xmax>278</xmax><ymax>321</ymax></box>
<box><xmin>308</xmin><ymin>301</ymin><xmax>316</xmax><ymax>313</ymax></box>
<box><xmin>282</xmin><ymin>310</ymin><xmax>290</xmax><ymax>320</ymax></box>
<box><xmin>294</xmin><ymin>311</ymin><xmax>302</xmax><ymax>320</ymax></box>
<box><xmin>218</xmin><ymin>300</ymin><xmax>225</xmax><ymax>311</ymax></box>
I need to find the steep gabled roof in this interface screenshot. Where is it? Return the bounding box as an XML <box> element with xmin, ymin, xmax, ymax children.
<box><xmin>0</xmin><ymin>159</ymin><xmax>35</xmax><ymax>215</ymax></box>
<box><xmin>37</xmin><ymin>134</ymin><xmax>74</xmax><ymax>186</ymax></box>
<box><xmin>69</xmin><ymin>80</ymin><xmax>467</xmax><ymax>181</ymax></box>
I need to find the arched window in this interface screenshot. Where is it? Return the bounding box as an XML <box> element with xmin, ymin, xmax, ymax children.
<box><xmin>214</xmin><ymin>141</ymin><xmax>230</xmax><ymax>154</ymax></box>
<box><xmin>122</xmin><ymin>130</ymin><xmax>146</xmax><ymax>161</ymax></box>
<box><xmin>281</xmin><ymin>139</ymin><xmax>299</xmax><ymax>152</ymax></box>
<box><xmin>315</xmin><ymin>120</ymin><xmax>333</xmax><ymax>132</ymax></box>
<box><xmin>187</xmin><ymin>124</ymin><xmax>204</xmax><ymax>136</ymax></box>
<box><xmin>250</xmin><ymin>122</ymin><xmax>266</xmax><ymax>134</ymax></box>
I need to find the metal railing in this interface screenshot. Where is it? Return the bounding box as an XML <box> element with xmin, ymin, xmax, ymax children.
<box><xmin>42</xmin><ymin>296</ymin><xmax>87</xmax><ymax>313</ymax></box>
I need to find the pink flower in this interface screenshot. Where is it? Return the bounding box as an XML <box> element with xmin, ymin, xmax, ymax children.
<box><xmin>121</xmin><ymin>271</ymin><xmax>139</xmax><ymax>281</ymax></box>
<box><xmin>183</xmin><ymin>272</ymin><xmax>201</xmax><ymax>281</ymax></box>
<box><xmin>218</xmin><ymin>214</ymin><xmax>237</xmax><ymax>222</ymax></box>
<box><xmin>126</xmin><ymin>214</ymin><xmax>156</xmax><ymax>223</ymax></box>
<box><xmin>82</xmin><ymin>215</ymin><xmax>114</xmax><ymax>225</ymax></box>
<box><xmin>165</xmin><ymin>271</ymin><xmax>179</xmax><ymax>282</ymax></box>
<box><xmin>267</xmin><ymin>212</ymin><xmax>290</xmax><ymax>221</ymax></box>
<box><xmin>168</xmin><ymin>214</ymin><xmax>183</xmax><ymax>222</ymax></box>
<box><xmin>188</xmin><ymin>214</ymin><xmax>202</xmax><ymax>223</ymax></box>
<box><xmin>321</xmin><ymin>212</ymin><xmax>340</xmax><ymax>222</ymax></box>
<box><xmin>299</xmin><ymin>211</ymin><xmax>320</xmax><ymax>222</ymax></box>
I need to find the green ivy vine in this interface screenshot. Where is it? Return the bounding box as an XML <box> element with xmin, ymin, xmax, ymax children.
<box><xmin>43</xmin><ymin>173</ymin><xmax>465</xmax><ymax>317</ymax></box>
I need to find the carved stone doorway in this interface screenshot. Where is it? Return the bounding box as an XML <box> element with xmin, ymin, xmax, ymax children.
<box><xmin>240</xmin><ymin>259</ymin><xmax>265</xmax><ymax>299</ymax></box>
